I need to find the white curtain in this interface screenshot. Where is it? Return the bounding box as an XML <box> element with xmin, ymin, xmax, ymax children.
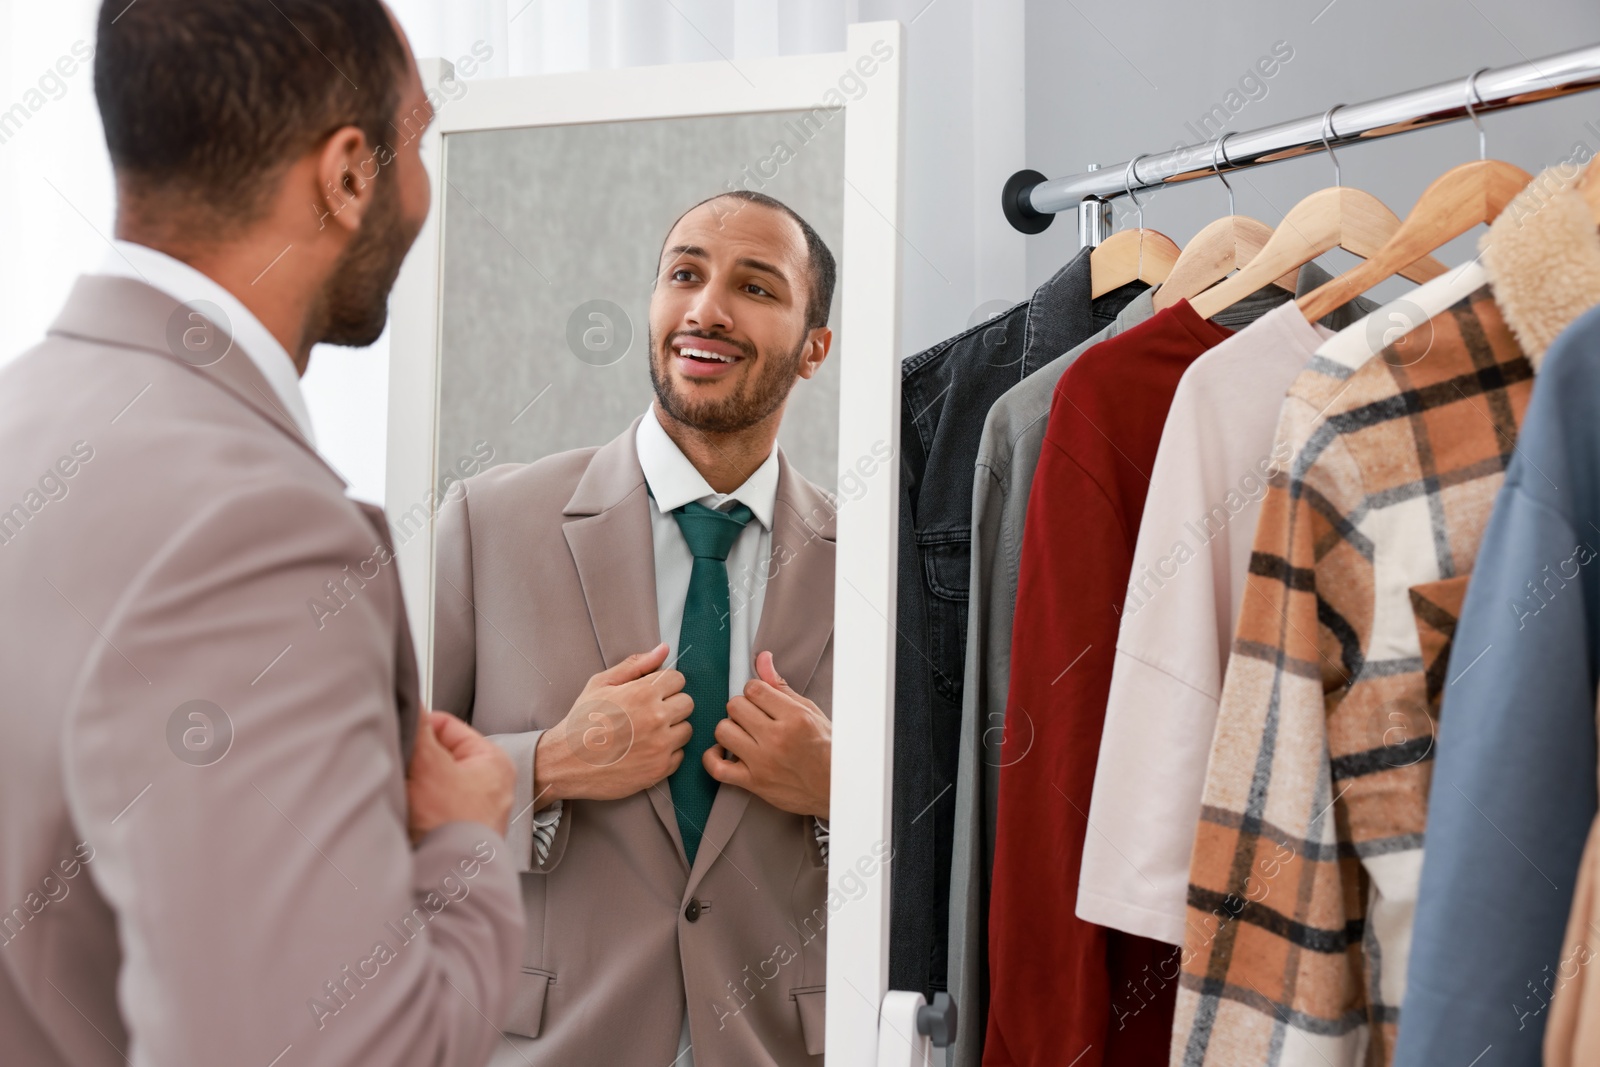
<box><xmin>0</xmin><ymin>0</ymin><xmax>1022</xmax><ymax>505</ymax></box>
<box><xmin>389</xmin><ymin>0</ymin><xmax>858</xmax><ymax>75</ymax></box>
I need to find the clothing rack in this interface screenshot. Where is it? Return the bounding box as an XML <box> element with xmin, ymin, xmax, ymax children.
<box><xmin>1003</xmin><ymin>42</ymin><xmax>1600</xmax><ymax>246</ymax></box>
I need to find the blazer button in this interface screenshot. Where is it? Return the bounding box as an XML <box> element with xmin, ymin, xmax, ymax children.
<box><xmin>685</xmin><ymin>899</ymin><xmax>701</xmax><ymax>923</ymax></box>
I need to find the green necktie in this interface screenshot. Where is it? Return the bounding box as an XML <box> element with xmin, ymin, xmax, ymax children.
<box><xmin>665</xmin><ymin>497</ymin><xmax>755</xmax><ymax>866</ymax></box>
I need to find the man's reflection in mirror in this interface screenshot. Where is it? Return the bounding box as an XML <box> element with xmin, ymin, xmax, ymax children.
<box><xmin>433</xmin><ymin>190</ymin><xmax>840</xmax><ymax>1065</ymax></box>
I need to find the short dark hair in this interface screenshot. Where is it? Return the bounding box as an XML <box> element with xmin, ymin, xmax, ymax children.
<box><xmin>94</xmin><ymin>0</ymin><xmax>410</xmax><ymax>230</ymax></box>
<box><xmin>661</xmin><ymin>191</ymin><xmax>838</xmax><ymax>332</ymax></box>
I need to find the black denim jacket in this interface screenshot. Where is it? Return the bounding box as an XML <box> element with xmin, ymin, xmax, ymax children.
<box><xmin>889</xmin><ymin>247</ymin><xmax>1144</xmax><ymax>997</ymax></box>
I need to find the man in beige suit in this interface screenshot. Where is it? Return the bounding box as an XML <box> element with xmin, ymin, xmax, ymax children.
<box><xmin>0</xmin><ymin>3</ymin><xmax>526</xmax><ymax>1065</ymax></box>
<box><xmin>434</xmin><ymin>190</ymin><xmax>845</xmax><ymax>1066</ymax></box>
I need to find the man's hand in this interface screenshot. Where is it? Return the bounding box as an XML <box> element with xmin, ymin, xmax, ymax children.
<box><xmin>705</xmin><ymin>650</ymin><xmax>831</xmax><ymax>818</ymax></box>
<box><xmin>406</xmin><ymin>710</ymin><xmax>516</xmax><ymax>845</ymax></box>
<box><xmin>534</xmin><ymin>642</ymin><xmax>694</xmax><ymax>805</ymax></box>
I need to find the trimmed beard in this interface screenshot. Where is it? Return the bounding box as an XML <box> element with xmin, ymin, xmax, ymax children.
<box><xmin>318</xmin><ymin>170</ymin><xmax>418</xmax><ymax>349</ymax></box>
<box><xmin>649</xmin><ymin>329</ymin><xmax>807</xmax><ymax>434</ymax></box>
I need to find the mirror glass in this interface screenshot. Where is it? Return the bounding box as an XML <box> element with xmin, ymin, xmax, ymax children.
<box><xmin>428</xmin><ymin>108</ymin><xmax>845</xmax><ymax>1064</ymax></box>
<box><xmin>436</xmin><ymin>113</ymin><xmax>843</xmax><ymax>487</ymax></box>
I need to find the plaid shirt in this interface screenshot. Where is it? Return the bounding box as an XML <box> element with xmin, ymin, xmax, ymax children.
<box><xmin>1173</xmin><ymin>274</ymin><xmax>1536</xmax><ymax>1066</ymax></box>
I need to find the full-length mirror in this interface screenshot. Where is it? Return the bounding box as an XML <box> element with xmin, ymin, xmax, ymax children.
<box><xmin>385</xmin><ymin>24</ymin><xmax>905</xmax><ymax>1065</ymax></box>
<box><xmin>434</xmin><ymin>112</ymin><xmax>844</xmax><ymax>1066</ymax></box>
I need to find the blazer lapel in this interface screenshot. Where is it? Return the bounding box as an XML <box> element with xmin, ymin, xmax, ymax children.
<box><xmin>687</xmin><ymin>451</ymin><xmax>836</xmax><ymax>893</ymax></box>
<box><xmin>562</xmin><ymin>418</ymin><xmax>688</xmax><ymax>870</ymax></box>
<box><xmin>747</xmin><ymin>452</ymin><xmax>836</xmax><ymax>699</ymax></box>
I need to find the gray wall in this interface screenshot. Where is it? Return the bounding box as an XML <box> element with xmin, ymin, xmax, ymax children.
<box><xmin>437</xmin><ymin>109</ymin><xmax>846</xmax><ymax>491</ymax></box>
<box><xmin>1023</xmin><ymin>0</ymin><xmax>1600</xmax><ymax>302</ymax></box>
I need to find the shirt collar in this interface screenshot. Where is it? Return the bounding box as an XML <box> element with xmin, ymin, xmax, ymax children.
<box><xmin>635</xmin><ymin>405</ymin><xmax>778</xmax><ymax>530</ymax></box>
<box><xmin>97</xmin><ymin>240</ymin><xmax>318</xmax><ymax>446</ymax></box>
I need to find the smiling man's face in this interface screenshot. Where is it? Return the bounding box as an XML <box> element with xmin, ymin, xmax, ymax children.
<box><xmin>647</xmin><ymin>198</ymin><xmax>824</xmax><ymax>435</ymax></box>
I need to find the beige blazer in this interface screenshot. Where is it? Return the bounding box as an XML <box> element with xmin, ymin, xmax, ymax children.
<box><xmin>0</xmin><ymin>275</ymin><xmax>523</xmax><ymax>1066</ymax></box>
<box><xmin>432</xmin><ymin>417</ymin><xmax>836</xmax><ymax>1066</ymax></box>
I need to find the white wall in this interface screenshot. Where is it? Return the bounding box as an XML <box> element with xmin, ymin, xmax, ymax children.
<box><xmin>858</xmin><ymin>0</ymin><xmax>1029</xmax><ymax>353</ymax></box>
<box><xmin>0</xmin><ymin>2</ymin><xmax>107</xmax><ymax>386</ymax></box>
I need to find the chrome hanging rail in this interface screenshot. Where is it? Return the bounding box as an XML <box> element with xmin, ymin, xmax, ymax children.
<box><xmin>1003</xmin><ymin>42</ymin><xmax>1600</xmax><ymax>243</ymax></box>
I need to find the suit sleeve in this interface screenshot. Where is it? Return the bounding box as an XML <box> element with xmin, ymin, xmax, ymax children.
<box><xmin>62</xmin><ymin>481</ymin><xmax>522</xmax><ymax>1067</ymax></box>
<box><xmin>434</xmin><ymin>484</ymin><xmax>572</xmax><ymax>873</ymax></box>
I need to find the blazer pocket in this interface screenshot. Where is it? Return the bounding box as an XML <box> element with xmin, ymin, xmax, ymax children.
<box><xmin>789</xmin><ymin>984</ymin><xmax>826</xmax><ymax>1056</ymax></box>
<box><xmin>506</xmin><ymin>967</ymin><xmax>556</xmax><ymax>1039</ymax></box>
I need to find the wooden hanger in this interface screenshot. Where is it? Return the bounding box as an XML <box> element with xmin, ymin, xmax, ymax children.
<box><xmin>1154</xmin><ymin>136</ymin><xmax>1296</xmax><ymax>311</ymax></box>
<box><xmin>1187</xmin><ymin>107</ymin><xmax>1453</xmax><ymax>319</ymax></box>
<box><xmin>1091</xmin><ymin>153</ymin><xmax>1180</xmax><ymax>298</ymax></box>
<box><xmin>1297</xmin><ymin>75</ymin><xmax>1533</xmax><ymax>322</ymax></box>
<box><xmin>1189</xmin><ymin>184</ymin><xmax>1452</xmax><ymax>319</ymax></box>
<box><xmin>1152</xmin><ymin>215</ymin><xmax>1288</xmax><ymax>311</ymax></box>
<box><xmin>1091</xmin><ymin>228</ymin><xmax>1181</xmax><ymax>298</ymax></box>
<box><xmin>1294</xmin><ymin>160</ymin><xmax>1530</xmax><ymax>320</ymax></box>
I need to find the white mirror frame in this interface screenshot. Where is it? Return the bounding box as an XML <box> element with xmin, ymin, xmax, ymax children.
<box><xmin>384</xmin><ymin>21</ymin><xmax>907</xmax><ymax>1064</ymax></box>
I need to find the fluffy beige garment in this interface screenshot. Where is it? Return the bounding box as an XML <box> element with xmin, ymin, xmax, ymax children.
<box><xmin>1481</xmin><ymin>161</ymin><xmax>1600</xmax><ymax>367</ymax></box>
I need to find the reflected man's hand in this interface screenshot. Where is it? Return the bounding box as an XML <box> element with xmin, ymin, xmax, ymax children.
<box><xmin>535</xmin><ymin>642</ymin><xmax>694</xmax><ymax>805</ymax></box>
<box><xmin>704</xmin><ymin>650</ymin><xmax>831</xmax><ymax>819</ymax></box>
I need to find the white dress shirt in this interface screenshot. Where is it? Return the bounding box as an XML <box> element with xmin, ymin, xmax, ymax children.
<box><xmin>635</xmin><ymin>402</ymin><xmax>828</xmax><ymax>862</ymax></box>
<box><xmin>657</xmin><ymin>404</ymin><xmax>781</xmax><ymax>1067</ymax></box>
<box><xmin>96</xmin><ymin>240</ymin><xmax>317</xmax><ymax>447</ymax></box>
<box><xmin>638</xmin><ymin>402</ymin><xmax>779</xmax><ymax>683</ymax></box>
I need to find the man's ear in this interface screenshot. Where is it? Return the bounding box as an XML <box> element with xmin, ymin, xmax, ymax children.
<box><xmin>312</xmin><ymin>126</ymin><xmax>377</xmax><ymax>235</ymax></box>
<box><xmin>796</xmin><ymin>327</ymin><xmax>833</xmax><ymax>380</ymax></box>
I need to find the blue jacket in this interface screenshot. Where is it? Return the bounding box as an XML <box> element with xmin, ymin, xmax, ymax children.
<box><xmin>1397</xmin><ymin>302</ymin><xmax>1600</xmax><ymax>1066</ymax></box>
